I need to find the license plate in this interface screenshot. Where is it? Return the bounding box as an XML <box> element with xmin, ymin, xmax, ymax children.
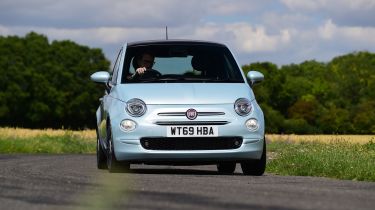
<box><xmin>167</xmin><ymin>126</ymin><xmax>218</xmax><ymax>137</ymax></box>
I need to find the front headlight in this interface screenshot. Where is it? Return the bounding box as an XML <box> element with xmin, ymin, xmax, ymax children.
<box><xmin>234</xmin><ymin>98</ymin><xmax>252</xmax><ymax>116</ymax></box>
<box><xmin>126</xmin><ymin>98</ymin><xmax>147</xmax><ymax>117</ymax></box>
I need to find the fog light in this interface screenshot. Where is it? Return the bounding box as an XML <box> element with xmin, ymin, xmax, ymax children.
<box><xmin>120</xmin><ymin>119</ymin><xmax>137</xmax><ymax>132</ymax></box>
<box><xmin>144</xmin><ymin>140</ymin><xmax>149</xmax><ymax>148</ymax></box>
<box><xmin>245</xmin><ymin>118</ymin><xmax>259</xmax><ymax>131</ymax></box>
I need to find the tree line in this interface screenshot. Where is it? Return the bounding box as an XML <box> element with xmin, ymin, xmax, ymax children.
<box><xmin>0</xmin><ymin>32</ymin><xmax>374</xmax><ymax>133</ymax></box>
<box><xmin>243</xmin><ymin>53</ymin><xmax>375</xmax><ymax>134</ymax></box>
<box><xmin>0</xmin><ymin>32</ymin><xmax>110</xmax><ymax>129</ymax></box>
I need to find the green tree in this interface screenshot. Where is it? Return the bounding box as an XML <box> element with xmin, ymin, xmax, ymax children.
<box><xmin>242</xmin><ymin>53</ymin><xmax>375</xmax><ymax>134</ymax></box>
<box><xmin>0</xmin><ymin>32</ymin><xmax>110</xmax><ymax>129</ymax></box>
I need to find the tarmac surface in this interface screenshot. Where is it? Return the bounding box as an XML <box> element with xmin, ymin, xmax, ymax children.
<box><xmin>0</xmin><ymin>154</ymin><xmax>374</xmax><ymax>210</ymax></box>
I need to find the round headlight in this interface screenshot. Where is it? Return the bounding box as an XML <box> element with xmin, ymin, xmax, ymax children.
<box><xmin>126</xmin><ymin>98</ymin><xmax>147</xmax><ymax>117</ymax></box>
<box><xmin>120</xmin><ymin>119</ymin><xmax>137</xmax><ymax>132</ymax></box>
<box><xmin>245</xmin><ymin>118</ymin><xmax>259</xmax><ymax>131</ymax></box>
<box><xmin>234</xmin><ymin>98</ymin><xmax>252</xmax><ymax>116</ymax></box>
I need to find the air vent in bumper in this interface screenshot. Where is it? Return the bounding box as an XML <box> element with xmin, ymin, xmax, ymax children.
<box><xmin>140</xmin><ymin>137</ymin><xmax>242</xmax><ymax>150</ymax></box>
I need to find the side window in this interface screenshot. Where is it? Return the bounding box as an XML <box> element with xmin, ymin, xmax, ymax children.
<box><xmin>111</xmin><ymin>50</ymin><xmax>122</xmax><ymax>85</ymax></box>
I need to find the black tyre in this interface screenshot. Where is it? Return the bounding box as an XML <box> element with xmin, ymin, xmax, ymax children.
<box><xmin>96</xmin><ymin>134</ymin><xmax>107</xmax><ymax>169</ymax></box>
<box><xmin>106</xmin><ymin>124</ymin><xmax>130</xmax><ymax>173</ymax></box>
<box><xmin>217</xmin><ymin>162</ymin><xmax>236</xmax><ymax>175</ymax></box>
<box><xmin>241</xmin><ymin>138</ymin><xmax>266</xmax><ymax>176</ymax></box>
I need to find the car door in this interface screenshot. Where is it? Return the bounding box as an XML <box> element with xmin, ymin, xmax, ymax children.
<box><xmin>98</xmin><ymin>48</ymin><xmax>122</xmax><ymax>149</ymax></box>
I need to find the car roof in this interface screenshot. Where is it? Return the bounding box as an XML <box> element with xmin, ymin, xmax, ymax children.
<box><xmin>127</xmin><ymin>39</ymin><xmax>227</xmax><ymax>48</ymax></box>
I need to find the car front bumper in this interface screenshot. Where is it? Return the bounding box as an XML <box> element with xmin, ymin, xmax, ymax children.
<box><xmin>113</xmin><ymin>137</ymin><xmax>264</xmax><ymax>163</ymax></box>
<box><xmin>110</xmin><ymin>102</ymin><xmax>265</xmax><ymax>163</ymax></box>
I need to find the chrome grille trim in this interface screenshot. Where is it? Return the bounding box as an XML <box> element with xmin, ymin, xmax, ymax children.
<box><xmin>158</xmin><ymin>112</ymin><xmax>185</xmax><ymax>116</ymax></box>
<box><xmin>158</xmin><ymin>112</ymin><xmax>225</xmax><ymax>116</ymax></box>
<box><xmin>154</xmin><ymin>121</ymin><xmax>229</xmax><ymax>125</ymax></box>
<box><xmin>199</xmin><ymin>112</ymin><xmax>225</xmax><ymax>116</ymax></box>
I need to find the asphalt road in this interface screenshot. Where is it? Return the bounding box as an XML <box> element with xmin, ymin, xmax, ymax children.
<box><xmin>0</xmin><ymin>155</ymin><xmax>374</xmax><ymax>210</ymax></box>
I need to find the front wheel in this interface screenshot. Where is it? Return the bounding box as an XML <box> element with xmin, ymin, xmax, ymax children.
<box><xmin>217</xmin><ymin>162</ymin><xmax>236</xmax><ymax>174</ymax></box>
<box><xmin>241</xmin><ymin>138</ymin><xmax>266</xmax><ymax>176</ymax></box>
<box><xmin>106</xmin><ymin>124</ymin><xmax>130</xmax><ymax>173</ymax></box>
<box><xmin>97</xmin><ymin>136</ymin><xmax>107</xmax><ymax>169</ymax></box>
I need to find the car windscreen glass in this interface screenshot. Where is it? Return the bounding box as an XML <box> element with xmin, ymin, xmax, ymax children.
<box><xmin>121</xmin><ymin>44</ymin><xmax>244</xmax><ymax>83</ymax></box>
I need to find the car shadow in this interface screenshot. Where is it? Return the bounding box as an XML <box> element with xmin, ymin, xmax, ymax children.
<box><xmin>125</xmin><ymin>167</ymin><xmax>243</xmax><ymax>176</ymax></box>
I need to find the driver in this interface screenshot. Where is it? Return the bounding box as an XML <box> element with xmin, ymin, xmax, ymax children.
<box><xmin>135</xmin><ymin>52</ymin><xmax>155</xmax><ymax>75</ymax></box>
<box><xmin>127</xmin><ymin>52</ymin><xmax>161</xmax><ymax>80</ymax></box>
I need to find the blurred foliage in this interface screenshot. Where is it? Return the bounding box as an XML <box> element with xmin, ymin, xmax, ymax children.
<box><xmin>243</xmin><ymin>52</ymin><xmax>375</xmax><ymax>134</ymax></box>
<box><xmin>0</xmin><ymin>32</ymin><xmax>110</xmax><ymax>129</ymax></box>
<box><xmin>1</xmin><ymin>32</ymin><xmax>374</xmax><ymax>133</ymax></box>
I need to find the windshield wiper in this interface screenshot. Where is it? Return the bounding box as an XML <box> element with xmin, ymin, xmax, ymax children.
<box><xmin>158</xmin><ymin>77</ymin><xmax>185</xmax><ymax>81</ymax></box>
<box><xmin>194</xmin><ymin>78</ymin><xmax>243</xmax><ymax>83</ymax></box>
<box><xmin>209</xmin><ymin>78</ymin><xmax>243</xmax><ymax>83</ymax></box>
<box><xmin>134</xmin><ymin>77</ymin><xmax>186</xmax><ymax>83</ymax></box>
<box><xmin>136</xmin><ymin>78</ymin><xmax>160</xmax><ymax>83</ymax></box>
<box><xmin>131</xmin><ymin>77</ymin><xmax>243</xmax><ymax>83</ymax></box>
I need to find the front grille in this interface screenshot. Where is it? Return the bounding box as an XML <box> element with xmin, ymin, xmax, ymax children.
<box><xmin>140</xmin><ymin>137</ymin><xmax>242</xmax><ymax>150</ymax></box>
<box><xmin>158</xmin><ymin>112</ymin><xmax>225</xmax><ymax>116</ymax></box>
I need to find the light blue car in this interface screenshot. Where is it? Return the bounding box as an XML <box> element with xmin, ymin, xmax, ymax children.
<box><xmin>91</xmin><ymin>40</ymin><xmax>266</xmax><ymax>175</ymax></box>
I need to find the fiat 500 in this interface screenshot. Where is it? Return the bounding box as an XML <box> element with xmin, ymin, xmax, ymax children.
<box><xmin>91</xmin><ymin>40</ymin><xmax>266</xmax><ymax>175</ymax></box>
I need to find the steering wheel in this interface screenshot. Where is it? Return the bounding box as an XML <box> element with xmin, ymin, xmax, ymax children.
<box><xmin>133</xmin><ymin>69</ymin><xmax>162</xmax><ymax>80</ymax></box>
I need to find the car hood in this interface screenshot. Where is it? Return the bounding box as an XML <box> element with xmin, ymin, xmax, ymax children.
<box><xmin>113</xmin><ymin>83</ymin><xmax>254</xmax><ymax>104</ymax></box>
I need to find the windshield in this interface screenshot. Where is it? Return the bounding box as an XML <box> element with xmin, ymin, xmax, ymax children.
<box><xmin>121</xmin><ymin>44</ymin><xmax>244</xmax><ymax>83</ymax></box>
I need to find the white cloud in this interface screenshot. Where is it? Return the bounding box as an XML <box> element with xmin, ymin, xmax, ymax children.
<box><xmin>262</xmin><ymin>13</ymin><xmax>315</xmax><ymax>33</ymax></box>
<box><xmin>0</xmin><ymin>25</ymin><xmax>167</xmax><ymax>46</ymax></box>
<box><xmin>281</xmin><ymin>0</ymin><xmax>327</xmax><ymax>10</ymax></box>
<box><xmin>281</xmin><ymin>0</ymin><xmax>375</xmax><ymax>26</ymax></box>
<box><xmin>0</xmin><ymin>0</ymin><xmax>206</xmax><ymax>28</ymax></box>
<box><xmin>0</xmin><ymin>22</ymin><xmax>292</xmax><ymax>60</ymax></box>
<box><xmin>0</xmin><ymin>0</ymin><xmax>278</xmax><ymax>28</ymax></box>
<box><xmin>207</xmin><ymin>0</ymin><xmax>267</xmax><ymax>15</ymax></box>
<box><xmin>166</xmin><ymin>23</ymin><xmax>291</xmax><ymax>53</ymax></box>
<box><xmin>1</xmin><ymin>0</ymin><xmax>375</xmax><ymax>65</ymax></box>
<box><xmin>319</xmin><ymin>19</ymin><xmax>336</xmax><ymax>39</ymax></box>
<box><xmin>318</xmin><ymin>19</ymin><xmax>375</xmax><ymax>45</ymax></box>
<box><xmin>224</xmin><ymin>23</ymin><xmax>291</xmax><ymax>53</ymax></box>
<box><xmin>281</xmin><ymin>0</ymin><xmax>375</xmax><ymax>11</ymax></box>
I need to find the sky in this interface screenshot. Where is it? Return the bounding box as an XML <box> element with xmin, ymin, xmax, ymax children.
<box><xmin>1</xmin><ymin>0</ymin><xmax>375</xmax><ymax>66</ymax></box>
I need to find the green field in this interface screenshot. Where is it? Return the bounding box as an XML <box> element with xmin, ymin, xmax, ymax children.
<box><xmin>0</xmin><ymin>129</ymin><xmax>95</xmax><ymax>154</ymax></box>
<box><xmin>267</xmin><ymin>140</ymin><xmax>375</xmax><ymax>182</ymax></box>
<box><xmin>1</xmin><ymin>128</ymin><xmax>374</xmax><ymax>181</ymax></box>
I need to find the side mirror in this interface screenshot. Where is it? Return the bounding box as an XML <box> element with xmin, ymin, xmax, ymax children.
<box><xmin>246</xmin><ymin>71</ymin><xmax>264</xmax><ymax>87</ymax></box>
<box><xmin>90</xmin><ymin>71</ymin><xmax>110</xmax><ymax>83</ymax></box>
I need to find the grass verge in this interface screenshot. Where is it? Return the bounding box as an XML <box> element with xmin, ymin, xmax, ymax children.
<box><xmin>1</xmin><ymin>128</ymin><xmax>374</xmax><ymax>182</ymax></box>
<box><xmin>267</xmin><ymin>140</ymin><xmax>375</xmax><ymax>182</ymax></box>
<box><xmin>0</xmin><ymin>131</ymin><xmax>95</xmax><ymax>154</ymax></box>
